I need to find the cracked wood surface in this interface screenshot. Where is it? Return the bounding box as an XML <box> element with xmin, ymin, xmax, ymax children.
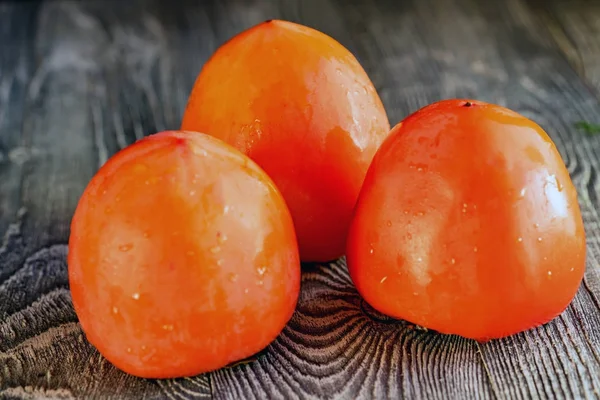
<box><xmin>2</xmin><ymin>0</ymin><xmax>600</xmax><ymax>398</ymax></box>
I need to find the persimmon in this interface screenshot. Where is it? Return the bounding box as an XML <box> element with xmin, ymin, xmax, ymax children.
<box><xmin>68</xmin><ymin>131</ymin><xmax>300</xmax><ymax>378</ymax></box>
<box><xmin>181</xmin><ymin>20</ymin><xmax>390</xmax><ymax>262</ymax></box>
<box><xmin>346</xmin><ymin>99</ymin><xmax>586</xmax><ymax>340</ymax></box>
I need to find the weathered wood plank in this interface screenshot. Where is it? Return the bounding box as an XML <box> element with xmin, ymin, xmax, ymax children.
<box><xmin>2</xmin><ymin>0</ymin><xmax>600</xmax><ymax>399</ymax></box>
<box><xmin>529</xmin><ymin>0</ymin><xmax>600</xmax><ymax>98</ymax></box>
<box><xmin>0</xmin><ymin>2</ymin><xmax>37</xmax><ymax>247</ymax></box>
<box><xmin>0</xmin><ymin>1</ymin><xmax>211</xmax><ymax>398</ymax></box>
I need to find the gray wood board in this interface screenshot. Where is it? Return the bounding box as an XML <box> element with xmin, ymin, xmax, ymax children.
<box><xmin>2</xmin><ymin>0</ymin><xmax>600</xmax><ymax>398</ymax></box>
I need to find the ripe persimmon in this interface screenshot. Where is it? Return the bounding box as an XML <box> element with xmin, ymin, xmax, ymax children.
<box><xmin>181</xmin><ymin>20</ymin><xmax>390</xmax><ymax>262</ymax></box>
<box><xmin>346</xmin><ymin>99</ymin><xmax>586</xmax><ymax>340</ymax></box>
<box><xmin>68</xmin><ymin>131</ymin><xmax>300</xmax><ymax>378</ymax></box>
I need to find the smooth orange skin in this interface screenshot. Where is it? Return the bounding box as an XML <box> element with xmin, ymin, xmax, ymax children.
<box><xmin>347</xmin><ymin>99</ymin><xmax>586</xmax><ymax>341</ymax></box>
<box><xmin>68</xmin><ymin>131</ymin><xmax>300</xmax><ymax>378</ymax></box>
<box><xmin>181</xmin><ymin>20</ymin><xmax>390</xmax><ymax>262</ymax></box>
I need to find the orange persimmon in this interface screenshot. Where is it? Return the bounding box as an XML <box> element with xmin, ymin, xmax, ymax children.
<box><xmin>181</xmin><ymin>20</ymin><xmax>390</xmax><ymax>262</ymax></box>
<box><xmin>68</xmin><ymin>131</ymin><xmax>300</xmax><ymax>378</ymax></box>
<box><xmin>347</xmin><ymin>99</ymin><xmax>586</xmax><ymax>340</ymax></box>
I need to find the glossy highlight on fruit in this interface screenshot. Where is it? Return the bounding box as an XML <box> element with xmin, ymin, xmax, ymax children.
<box><xmin>346</xmin><ymin>99</ymin><xmax>586</xmax><ymax>341</ymax></box>
<box><xmin>181</xmin><ymin>19</ymin><xmax>390</xmax><ymax>262</ymax></box>
<box><xmin>68</xmin><ymin>131</ymin><xmax>301</xmax><ymax>378</ymax></box>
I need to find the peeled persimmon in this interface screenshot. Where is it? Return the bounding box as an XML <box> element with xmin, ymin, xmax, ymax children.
<box><xmin>181</xmin><ymin>20</ymin><xmax>390</xmax><ymax>262</ymax></box>
<box><xmin>68</xmin><ymin>131</ymin><xmax>300</xmax><ymax>378</ymax></box>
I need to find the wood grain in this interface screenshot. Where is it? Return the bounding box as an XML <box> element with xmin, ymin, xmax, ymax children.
<box><xmin>529</xmin><ymin>0</ymin><xmax>600</xmax><ymax>98</ymax></box>
<box><xmin>2</xmin><ymin>0</ymin><xmax>600</xmax><ymax>399</ymax></box>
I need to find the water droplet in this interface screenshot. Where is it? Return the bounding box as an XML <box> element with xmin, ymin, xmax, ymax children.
<box><xmin>217</xmin><ymin>232</ymin><xmax>227</xmax><ymax>244</ymax></box>
<box><xmin>119</xmin><ymin>243</ymin><xmax>133</xmax><ymax>252</ymax></box>
<box><xmin>451</xmin><ymin>258</ymin><xmax>456</xmax><ymax>264</ymax></box>
<box><xmin>519</xmin><ymin>188</ymin><xmax>527</xmax><ymax>198</ymax></box>
<box><xmin>473</xmin><ymin>247</ymin><xmax>478</xmax><ymax>253</ymax></box>
<box><xmin>143</xmin><ymin>231</ymin><xmax>150</xmax><ymax>238</ymax></box>
<box><xmin>132</xmin><ymin>293</ymin><xmax>140</xmax><ymax>300</ymax></box>
<box><xmin>162</xmin><ymin>324</ymin><xmax>174</xmax><ymax>331</ymax></box>
<box><xmin>127</xmin><ymin>347</ymin><xmax>132</xmax><ymax>353</ymax></box>
<box><xmin>257</xmin><ymin>266</ymin><xmax>266</xmax><ymax>276</ymax></box>
<box><xmin>244</xmin><ymin>288</ymin><xmax>249</xmax><ymax>294</ymax></box>
<box><xmin>406</xmin><ymin>233</ymin><xmax>412</xmax><ymax>240</ymax></box>
<box><xmin>102</xmin><ymin>190</ymin><xmax>107</xmax><ymax>195</ymax></box>
<box><xmin>119</xmin><ymin>244</ymin><xmax>133</xmax><ymax>252</ymax></box>
<box><xmin>403</xmin><ymin>210</ymin><xmax>409</xmax><ymax>215</ymax></box>
<box><xmin>369</xmin><ymin>248</ymin><xmax>374</xmax><ymax>255</ymax></box>
<box><xmin>413</xmin><ymin>292</ymin><xmax>418</xmax><ymax>296</ymax></box>
<box><xmin>547</xmin><ymin>271</ymin><xmax>552</xmax><ymax>277</ymax></box>
<box><xmin>189</xmin><ymin>190</ymin><xmax>196</xmax><ymax>196</ymax></box>
<box><xmin>112</xmin><ymin>306</ymin><xmax>119</xmax><ymax>314</ymax></box>
<box><xmin>380</xmin><ymin>276</ymin><xmax>388</xmax><ymax>283</ymax></box>
<box><xmin>517</xmin><ymin>237</ymin><xmax>523</xmax><ymax>242</ymax></box>
<box><xmin>537</xmin><ymin>237</ymin><xmax>543</xmax><ymax>242</ymax></box>
<box><xmin>417</xmin><ymin>257</ymin><xmax>422</xmax><ymax>262</ymax></box>
<box><xmin>144</xmin><ymin>180</ymin><xmax>150</xmax><ymax>185</ymax></box>
<box><xmin>229</xmin><ymin>273</ymin><xmax>238</xmax><ymax>282</ymax></box>
<box><xmin>224</xmin><ymin>205</ymin><xmax>230</xmax><ymax>214</ymax></box>
<box><xmin>534</xmin><ymin>223</ymin><xmax>539</xmax><ymax>228</ymax></box>
<box><xmin>417</xmin><ymin>167</ymin><xmax>423</xmax><ymax>172</ymax></box>
<box><xmin>141</xmin><ymin>345</ymin><xmax>147</xmax><ymax>350</ymax></box>
<box><xmin>210</xmin><ymin>245</ymin><xmax>221</xmax><ymax>254</ymax></box>
<box><xmin>217</xmin><ymin>259</ymin><xmax>224</xmax><ymax>266</ymax></box>
<box><xmin>417</xmin><ymin>211</ymin><xmax>424</xmax><ymax>216</ymax></box>
<box><xmin>258</xmin><ymin>280</ymin><xmax>264</xmax><ymax>286</ymax></box>
<box><xmin>570</xmin><ymin>267</ymin><xmax>574</xmax><ymax>272</ymax></box>
<box><xmin>386</xmin><ymin>221</ymin><xmax>392</xmax><ymax>227</ymax></box>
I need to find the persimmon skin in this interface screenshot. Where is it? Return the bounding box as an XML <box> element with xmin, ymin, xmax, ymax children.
<box><xmin>347</xmin><ymin>99</ymin><xmax>586</xmax><ymax>341</ymax></box>
<box><xmin>68</xmin><ymin>131</ymin><xmax>300</xmax><ymax>378</ymax></box>
<box><xmin>181</xmin><ymin>20</ymin><xmax>390</xmax><ymax>262</ymax></box>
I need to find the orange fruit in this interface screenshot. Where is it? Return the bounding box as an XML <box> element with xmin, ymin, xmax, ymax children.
<box><xmin>69</xmin><ymin>131</ymin><xmax>300</xmax><ymax>378</ymax></box>
<box><xmin>347</xmin><ymin>99</ymin><xmax>586</xmax><ymax>340</ymax></box>
<box><xmin>181</xmin><ymin>20</ymin><xmax>390</xmax><ymax>262</ymax></box>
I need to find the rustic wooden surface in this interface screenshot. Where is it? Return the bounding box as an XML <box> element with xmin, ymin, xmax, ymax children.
<box><xmin>2</xmin><ymin>0</ymin><xmax>600</xmax><ymax>398</ymax></box>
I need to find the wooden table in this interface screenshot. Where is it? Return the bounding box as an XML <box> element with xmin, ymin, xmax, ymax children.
<box><xmin>2</xmin><ymin>0</ymin><xmax>600</xmax><ymax>398</ymax></box>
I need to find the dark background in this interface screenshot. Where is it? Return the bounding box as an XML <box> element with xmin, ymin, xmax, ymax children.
<box><xmin>1</xmin><ymin>0</ymin><xmax>600</xmax><ymax>399</ymax></box>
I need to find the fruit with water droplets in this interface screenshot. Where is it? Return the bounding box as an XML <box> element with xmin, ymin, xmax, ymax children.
<box><xmin>68</xmin><ymin>131</ymin><xmax>300</xmax><ymax>378</ymax></box>
<box><xmin>181</xmin><ymin>19</ymin><xmax>390</xmax><ymax>262</ymax></box>
<box><xmin>347</xmin><ymin>99</ymin><xmax>586</xmax><ymax>340</ymax></box>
